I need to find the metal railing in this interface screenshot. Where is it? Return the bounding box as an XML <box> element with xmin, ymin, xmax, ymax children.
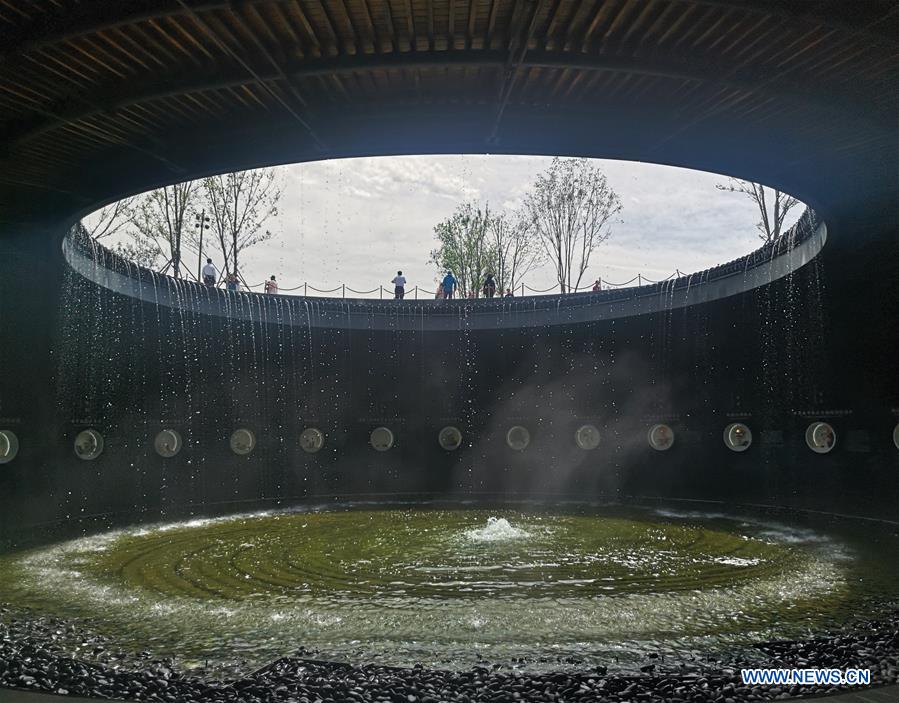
<box><xmin>234</xmin><ymin>271</ymin><xmax>683</xmax><ymax>299</ymax></box>
<box><xmin>72</xmin><ymin>208</ymin><xmax>819</xmax><ymax>302</ymax></box>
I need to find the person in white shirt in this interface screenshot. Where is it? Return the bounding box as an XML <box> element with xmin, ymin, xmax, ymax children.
<box><xmin>392</xmin><ymin>270</ymin><xmax>406</xmax><ymax>300</ymax></box>
<box><xmin>264</xmin><ymin>275</ymin><xmax>278</xmax><ymax>294</ymax></box>
<box><xmin>201</xmin><ymin>258</ymin><xmax>217</xmax><ymax>287</ymax></box>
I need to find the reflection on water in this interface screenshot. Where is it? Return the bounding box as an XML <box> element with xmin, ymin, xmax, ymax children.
<box><xmin>1</xmin><ymin>504</ymin><xmax>898</xmax><ymax>676</ymax></box>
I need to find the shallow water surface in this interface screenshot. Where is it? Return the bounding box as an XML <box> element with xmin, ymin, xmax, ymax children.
<box><xmin>1</xmin><ymin>505</ymin><xmax>898</xmax><ymax>675</ymax></box>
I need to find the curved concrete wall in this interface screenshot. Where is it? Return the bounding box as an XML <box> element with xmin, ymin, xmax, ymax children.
<box><xmin>63</xmin><ymin>216</ymin><xmax>826</xmax><ymax>331</ymax></box>
<box><xmin>0</xmin><ymin>211</ymin><xmax>898</xmax><ymax>549</ymax></box>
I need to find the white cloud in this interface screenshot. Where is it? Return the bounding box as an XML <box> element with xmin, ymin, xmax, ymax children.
<box><xmin>95</xmin><ymin>155</ymin><xmax>806</xmax><ymax>296</ymax></box>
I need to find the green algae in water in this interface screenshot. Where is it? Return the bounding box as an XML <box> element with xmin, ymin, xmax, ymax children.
<box><xmin>0</xmin><ymin>506</ymin><xmax>895</xmax><ymax>675</ymax></box>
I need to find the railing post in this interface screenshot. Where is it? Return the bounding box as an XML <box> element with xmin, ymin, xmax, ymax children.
<box><xmin>414</xmin><ymin>286</ymin><xmax>418</xmax><ymax>300</ymax></box>
<box><xmin>379</xmin><ymin>286</ymin><xmax>383</xmax><ymax>300</ymax></box>
<box><xmin>520</xmin><ymin>282</ymin><xmax>524</xmax><ymax>297</ymax></box>
<box><xmin>304</xmin><ymin>282</ymin><xmax>307</xmax><ymax>297</ymax></box>
<box><xmin>637</xmin><ymin>274</ymin><xmax>642</xmax><ymax>286</ymax></box>
<box><xmin>342</xmin><ymin>284</ymin><xmax>345</xmax><ymax>298</ymax></box>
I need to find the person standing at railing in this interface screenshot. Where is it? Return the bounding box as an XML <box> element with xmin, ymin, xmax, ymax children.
<box><xmin>442</xmin><ymin>271</ymin><xmax>457</xmax><ymax>299</ymax></box>
<box><xmin>483</xmin><ymin>273</ymin><xmax>497</xmax><ymax>298</ymax></box>
<box><xmin>592</xmin><ymin>278</ymin><xmax>602</xmax><ymax>292</ymax></box>
<box><xmin>264</xmin><ymin>275</ymin><xmax>278</xmax><ymax>294</ymax></box>
<box><xmin>435</xmin><ymin>282</ymin><xmax>445</xmax><ymax>299</ymax></box>
<box><xmin>392</xmin><ymin>271</ymin><xmax>406</xmax><ymax>300</ymax></box>
<box><xmin>505</xmin><ymin>289</ymin><xmax>514</xmax><ymax>297</ymax></box>
<box><xmin>225</xmin><ymin>273</ymin><xmax>239</xmax><ymax>291</ymax></box>
<box><xmin>202</xmin><ymin>258</ymin><xmax>217</xmax><ymax>287</ymax></box>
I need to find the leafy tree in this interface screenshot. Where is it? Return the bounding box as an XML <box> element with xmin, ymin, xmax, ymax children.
<box><xmin>130</xmin><ymin>181</ymin><xmax>199</xmax><ymax>278</ymax></box>
<box><xmin>201</xmin><ymin>169</ymin><xmax>282</xmax><ymax>279</ymax></box>
<box><xmin>716</xmin><ymin>179</ymin><xmax>800</xmax><ymax>243</ymax></box>
<box><xmin>429</xmin><ymin>202</ymin><xmax>496</xmax><ymax>297</ymax></box>
<box><xmin>522</xmin><ymin>158</ymin><xmax>622</xmax><ymax>293</ymax></box>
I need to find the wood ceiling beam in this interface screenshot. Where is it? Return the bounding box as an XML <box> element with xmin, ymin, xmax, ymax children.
<box><xmin>0</xmin><ymin>0</ymin><xmax>895</xmax><ymax>68</ymax></box>
<box><xmin>7</xmin><ymin>43</ymin><xmax>890</xmax><ymax>148</ymax></box>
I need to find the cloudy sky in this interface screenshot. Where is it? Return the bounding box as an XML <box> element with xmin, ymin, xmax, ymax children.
<box><xmin>99</xmin><ymin>155</ymin><xmax>804</xmax><ymax>296</ymax></box>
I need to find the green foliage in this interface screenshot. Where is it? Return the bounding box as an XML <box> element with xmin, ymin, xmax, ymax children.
<box><xmin>429</xmin><ymin>202</ymin><xmax>496</xmax><ymax>297</ymax></box>
<box><xmin>430</xmin><ymin>158</ymin><xmax>618</xmax><ymax>295</ymax></box>
<box><xmin>430</xmin><ymin>202</ymin><xmax>544</xmax><ymax>296</ymax></box>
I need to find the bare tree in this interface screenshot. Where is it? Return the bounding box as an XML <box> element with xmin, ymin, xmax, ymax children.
<box><xmin>522</xmin><ymin>158</ymin><xmax>622</xmax><ymax>293</ymax></box>
<box><xmin>489</xmin><ymin>211</ymin><xmax>543</xmax><ymax>295</ymax></box>
<box><xmin>429</xmin><ymin>202</ymin><xmax>495</xmax><ymax>297</ymax></box>
<box><xmin>131</xmin><ymin>181</ymin><xmax>199</xmax><ymax>278</ymax></box>
<box><xmin>82</xmin><ymin>196</ymin><xmax>138</xmax><ymax>241</ymax></box>
<box><xmin>716</xmin><ymin>179</ymin><xmax>800</xmax><ymax>243</ymax></box>
<box><xmin>202</xmin><ymin>169</ymin><xmax>282</xmax><ymax>280</ymax></box>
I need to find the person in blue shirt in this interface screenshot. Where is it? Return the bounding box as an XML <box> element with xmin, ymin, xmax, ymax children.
<box><xmin>442</xmin><ymin>271</ymin><xmax>457</xmax><ymax>299</ymax></box>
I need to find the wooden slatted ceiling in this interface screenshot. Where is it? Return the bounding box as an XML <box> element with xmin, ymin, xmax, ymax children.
<box><xmin>0</xmin><ymin>0</ymin><xmax>895</xmax><ymax>214</ymax></box>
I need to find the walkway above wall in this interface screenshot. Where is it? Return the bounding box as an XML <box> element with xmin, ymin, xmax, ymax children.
<box><xmin>64</xmin><ymin>210</ymin><xmax>826</xmax><ymax>331</ymax></box>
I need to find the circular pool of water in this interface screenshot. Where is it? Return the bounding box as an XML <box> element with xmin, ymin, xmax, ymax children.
<box><xmin>1</xmin><ymin>505</ymin><xmax>898</xmax><ymax>676</ymax></box>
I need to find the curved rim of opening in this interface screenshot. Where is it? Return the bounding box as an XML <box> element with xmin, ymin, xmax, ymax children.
<box><xmin>62</xmin><ymin>211</ymin><xmax>825</xmax><ymax>331</ymax></box>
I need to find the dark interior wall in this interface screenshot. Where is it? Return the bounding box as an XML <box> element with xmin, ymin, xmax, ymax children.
<box><xmin>0</xmin><ymin>212</ymin><xmax>898</xmax><ymax>548</ymax></box>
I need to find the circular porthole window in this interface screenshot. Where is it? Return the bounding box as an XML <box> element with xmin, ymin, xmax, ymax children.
<box><xmin>154</xmin><ymin>429</ymin><xmax>182</xmax><ymax>458</ymax></box>
<box><xmin>438</xmin><ymin>426</ymin><xmax>463</xmax><ymax>451</ymax></box>
<box><xmin>300</xmin><ymin>427</ymin><xmax>325</xmax><ymax>453</ymax></box>
<box><xmin>806</xmin><ymin>422</ymin><xmax>836</xmax><ymax>454</ymax></box>
<box><xmin>370</xmin><ymin>427</ymin><xmax>394</xmax><ymax>452</ymax></box>
<box><xmin>648</xmin><ymin>424</ymin><xmax>675</xmax><ymax>451</ymax></box>
<box><xmin>506</xmin><ymin>425</ymin><xmax>531</xmax><ymax>451</ymax></box>
<box><xmin>893</xmin><ymin>424</ymin><xmax>899</xmax><ymax>450</ymax></box>
<box><xmin>0</xmin><ymin>430</ymin><xmax>19</xmax><ymax>464</ymax></box>
<box><xmin>74</xmin><ymin>429</ymin><xmax>104</xmax><ymax>461</ymax></box>
<box><xmin>230</xmin><ymin>428</ymin><xmax>256</xmax><ymax>456</ymax></box>
<box><xmin>575</xmin><ymin>424</ymin><xmax>601</xmax><ymax>450</ymax></box>
<box><xmin>723</xmin><ymin>423</ymin><xmax>752</xmax><ymax>452</ymax></box>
